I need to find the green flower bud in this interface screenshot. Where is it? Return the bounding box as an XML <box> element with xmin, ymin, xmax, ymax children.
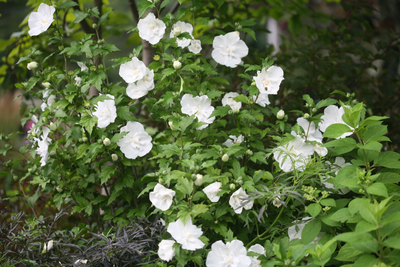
<box><xmin>92</xmin><ymin>23</ymin><xmax>98</xmax><ymax>29</ymax></box>
<box><xmin>49</xmin><ymin>122</ymin><xmax>56</xmax><ymax>131</ymax></box>
<box><xmin>168</xmin><ymin>121</ymin><xmax>177</xmax><ymax>131</ymax></box>
<box><xmin>42</xmin><ymin>82</ymin><xmax>51</xmax><ymax>88</ymax></box>
<box><xmin>111</xmin><ymin>154</ymin><xmax>118</xmax><ymax>161</ymax></box>
<box><xmin>173</xmin><ymin>27</ymin><xmax>181</xmax><ymax>36</ymax></box>
<box><xmin>82</xmin><ymin>136</ymin><xmax>88</xmax><ymax>142</ymax></box>
<box><xmin>56</xmin><ymin>186</ymin><xmax>63</xmax><ymax>192</ymax></box>
<box><xmin>304</xmin><ymin>113</ymin><xmax>310</xmax><ymax>119</ymax></box>
<box><xmin>222</xmin><ymin>154</ymin><xmax>229</xmax><ymax>162</ymax></box>
<box><xmin>277</xmin><ymin>110</ymin><xmax>285</xmax><ymax>120</ymax></box>
<box><xmin>173</xmin><ymin>61</ymin><xmax>182</xmax><ymax>70</ymax></box>
<box><xmin>97</xmin><ymin>139</ymin><xmax>103</xmax><ymax>144</ymax></box>
<box><xmin>158</xmin><ymin>178</ymin><xmax>164</xmax><ymax>183</ymax></box>
<box><xmin>312</xmin><ymin>107</ymin><xmax>317</xmax><ymax>113</ymax></box>
<box><xmin>27</xmin><ymin>61</ymin><xmax>38</xmax><ymax>70</ymax></box>
<box><xmin>229</xmin><ymin>183</ymin><xmax>236</xmax><ymax>190</ymax></box>
<box><xmin>103</xmin><ymin>138</ymin><xmax>111</xmax><ymax>146</ymax></box>
<box><xmin>153</xmin><ymin>55</ymin><xmax>160</xmax><ymax>61</ymax></box>
<box><xmin>86</xmin><ymin>53</ymin><xmax>93</xmax><ymax>59</ymax></box>
<box><xmin>194</xmin><ymin>174</ymin><xmax>203</xmax><ymax>186</ymax></box>
<box><xmin>246</xmin><ymin>149</ymin><xmax>253</xmax><ymax>156</ymax></box>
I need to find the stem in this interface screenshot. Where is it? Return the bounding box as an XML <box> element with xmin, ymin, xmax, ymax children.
<box><xmin>18</xmin><ymin>182</ymin><xmax>38</xmax><ymax>219</ymax></box>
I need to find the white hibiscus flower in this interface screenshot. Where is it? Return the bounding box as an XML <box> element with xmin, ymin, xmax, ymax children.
<box><xmin>206</xmin><ymin>240</ymin><xmax>251</xmax><ymax>267</ymax></box>
<box><xmin>119</xmin><ymin>57</ymin><xmax>147</xmax><ymax>84</ymax></box>
<box><xmin>126</xmin><ymin>68</ymin><xmax>154</xmax><ymax>99</ymax></box>
<box><xmin>181</xmin><ymin>94</ymin><xmax>215</xmax><ymax>130</ymax></box>
<box><xmin>149</xmin><ymin>183</ymin><xmax>175</xmax><ymax>211</ymax></box>
<box><xmin>34</xmin><ymin>127</ymin><xmax>51</xmax><ymax>166</ymax></box>
<box><xmin>137</xmin><ymin>13</ymin><xmax>166</xmax><ymax>45</ymax></box>
<box><xmin>253</xmin><ymin>92</ymin><xmax>270</xmax><ymax>107</ymax></box>
<box><xmin>248</xmin><ymin>244</ymin><xmax>266</xmax><ymax>267</ymax></box>
<box><xmin>117</xmin><ymin>121</ymin><xmax>153</xmax><ymax>159</ymax></box>
<box><xmin>203</xmin><ymin>182</ymin><xmax>222</xmax><ymax>202</ymax></box>
<box><xmin>319</xmin><ymin>105</ymin><xmax>353</xmax><ymax>139</ymax></box>
<box><xmin>28</xmin><ymin>3</ymin><xmax>55</xmax><ymax>36</ymax></box>
<box><xmin>229</xmin><ymin>188</ymin><xmax>254</xmax><ymax>214</ymax></box>
<box><xmin>223</xmin><ymin>134</ymin><xmax>244</xmax><ymax>147</ymax></box>
<box><xmin>188</xmin><ymin>39</ymin><xmax>202</xmax><ymax>54</ymax></box>
<box><xmin>92</xmin><ymin>95</ymin><xmax>117</xmax><ymax>128</ymax></box>
<box><xmin>167</xmin><ymin>218</ymin><xmax>205</xmax><ymax>251</ymax></box>
<box><xmin>77</xmin><ymin>62</ymin><xmax>88</xmax><ymax>72</ymax></box>
<box><xmin>253</xmin><ymin>66</ymin><xmax>284</xmax><ymax>95</ymax></box>
<box><xmin>170</xmin><ymin>21</ymin><xmax>193</xmax><ymax>48</ymax></box>
<box><xmin>158</xmin><ymin>240</ymin><xmax>176</xmax><ymax>262</ymax></box>
<box><xmin>222</xmin><ymin>92</ymin><xmax>242</xmax><ymax>111</ymax></box>
<box><xmin>211</xmin><ymin>32</ymin><xmax>249</xmax><ymax>68</ymax></box>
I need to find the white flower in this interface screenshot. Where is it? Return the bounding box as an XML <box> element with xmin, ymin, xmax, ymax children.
<box><xmin>149</xmin><ymin>183</ymin><xmax>175</xmax><ymax>211</ymax></box>
<box><xmin>27</xmin><ymin>115</ymin><xmax>38</xmax><ymax>135</ymax></box>
<box><xmin>126</xmin><ymin>68</ymin><xmax>154</xmax><ymax>99</ymax></box>
<box><xmin>42</xmin><ymin>82</ymin><xmax>51</xmax><ymax>88</ymax></box>
<box><xmin>211</xmin><ymin>32</ymin><xmax>249</xmax><ymax>68</ymax></box>
<box><xmin>41</xmin><ymin>102</ymin><xmax>48</xmax><ymax>112</ymax></box>
<box><xmin>297</xmin><ymin>117</ymin><xmax>323</xmax><ymax>142</ymax></box>
<box><xmin>319</xmin><ymin>105</ymin><xmax>353</xmax><ymax>139</ymax></box>
<box><xmin>277</xmin><ymin>110</ymin><xmax>285</xmax><ymax>120</ymax></box>
<box><xmin>173</xmin><ymin>60</ymin><xmax>182</xmax><ymax>70</ymax></box>
<box><xmin>77</xmin><ymin>62</ymin><xmax>88</xmax><ymax>72</ymax></box>
<box><xmin>92</xmin><ymin>94</ymin><xmax>117</xmax><ymax>128</ymax></box>
<box><xmin>28</xmin><ymin>3</ymin><xmax>55</xmax><ymax>36</ymax></box>
<box><xmin>74</xmin><ymin>259</ymin><xmax>88</xmax><ymax>265</ymax></box>
<box><xmin>194</xmin><ymin>174</ymin><xmax>203</xmax><ymax>186</ymax></box>
<box><xmin>47</xmin><ymin>95</ymin><xmax>56</xmax><ymax>107</ymax></box>
<box><xmin>223</xmin><ymin>134</ymin><xmax>244</xmax><ymax>147</ymax></box>
<box><xmin>229</xmin><ymin>188</ymin><xmax>254</xmax><ymax>214</ymax></box>
<box><xmin>253</xmin><ymin>66</ymin><xmax>284</xmax><ymax>95</ymax></box>
<box><xmin>206</xmin><ymin>240</ymin><xmax>251</xmax><ymax>267</ymax></box>
<box><xmin>158</xmin><ymin>240</ymin><xmax>176</xmax><ymax>262</ymax></box>
<box><xmin>253</xmin><ymin>93</ymin><xmax>270</xmax><ymax>107</ymax></box>
<box><xmin>117</xmin><ymin>121</ymin><xmax>153</xmax><ymax>159</ymax></box>
<box><xmin>119</xmin><ymin>57</ymin><xmax>147</xmax><ymax>84</ymax></box>
<box><xmin>273</xmin><ymin>135</ymin><xmax>315</xmax><ymax>172</ymax></box>
<box><xmin>42</xmin><ymin>239</ymin><xmax>54</xmax><ymax>253</ymax></box>
<box><xmin>170</xmin><ymin>21</ymin><xmax>193</xmax><ymax>48</ymax></box>
<box><xmin>34</xmin><ymin>127</ymin><xmax>51</xmax><ymax>166</ymax></box>
<box><xmin>248</xmin><ymin>244</ymin><xmax>266</xmax><ymax>267</ymax></box>
<box><xmin>288</xmin><ymin>217</ymin><xmax>324</xmax><ymax>243</ymax></box>
<box><xmin>181</xmin><ymin>94</ymin><xmax>215</xmax><ymax>130</ymax></box>
<box><xmin>203</xmin><ymin>182</ymin><xmax>222</xmax><ymax>202</ymax></box>
<box><xmin>222</xmin><ymin>92</ymin><xmax>242</xmax><ymax>111</ymax></box>
<box><xmin>167</xmin><ymin>218</ymin><xmax>205</xmax><ymax>251</ymax></box>
<box><xmin>137</xmin><ymin>13</ymin><xmax>166</xmax><ymax>45</ymax></box>
<box><xmin>75</xmin><ymin>76</ymin><xmax>82</xmax><ymax>86</ymax></box>
<box><xmin>42</xmin><ymin>89</ymin><xmax>52</xmax><ymax>98</ymax></box>
<box><xmin>27</xmin><ymin>61</ymin><xmax>38</xmax><ymax>70</ymax></box>
<box><xmin>188</xmin><ymin>39</ymin><xmax>202</xmax><ymax>54</ymax></box>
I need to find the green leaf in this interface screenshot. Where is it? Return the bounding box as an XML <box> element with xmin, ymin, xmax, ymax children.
<box><xmin>210</xmin><ymin>105</ymin><xmax>231</xmax><ymax>118</ymax></box>
<box><xmin>320</xmin><ymin>198</ymin><xmax>336</xmax><ymax>207</ymax></box>
<box><xmin>301</xmin><ymin>218</ymin><xmax>321</xmax><ymax>244</ymax></box>
<box><xmin>366</xmin><ymin>182</ymin><xmax>388</xmax><ymax>198</ymax></box>
<box><xmin>26</xmin><ymin>76</ymin><xmax>41</xmax><ymax>92</ymax></box>
<box><xmin>323</xmin><ymin>123</ymin><xmax>353</xmax><ymax>139</ymax></box>
<box><xmin>60</xmin><ymin>1</ymin><xmax>79</xmax><ymax>9</ymax></box>
<box><xmin>176</xmin><ymin>176</ymin><xmax>193</xmax><ymax>196</ymax></box>
<box><xmin>364</xmin><ymin>124</ymin><xmax>388</xmax><ymax>143</ymax></box>
<box><xmin>359</xmin><ymin>116</ymin><xmax>389</xmax><ymax>128</ymax></box>
<box><xmin>240</xmin><ymin>28</ymin><xmax>256</xmax><ymax>41</ymax></box>
<box><xmin>353</xmin><ymin>255</ymin><xmax>379</xmax><ymax>267</ymax></box>
<box><xmin>178</xmin><ymin>115</ymin><xmax>195</xmax><ymax>132</ymax></box>
<box><xmin>111</xmin><ymin>131</ymin><xmax>128</xmax><ymax>144</ymax></box>
<box><xmin>117</xmin><ymin>106</ymin><xmax>135</xmax><ymax>121</ymax></box>
<box><xmin>73</xmin><ymin>10</ymin><xmax>87</xmax><ymax>24</ymax></box>
<box><xmin>54</xmin><ymin>109</ymin><xmax>67</xmax><ymax>118</ymax></box>
<box><xmin>80</xmin><ymin>115</ymin><xmax>97</xmax><ymax>135</ymax></box>
<box><xmin>89</xmin><ymin>70</ymin><xmax>106</xmax><ymax>90</ymax></box>
<box><xmin>335</xmin><ymin>243</ymin><xmax>364</xmax><ymax>261</ymax></box>
<box><xmin>138</xmin><ymin>182</ymin><xmax>157</xmax><ymax>198</ymax></box>
<box><xmin>330</xmin><ymin>208</ymin><xmax>353</xmax><ymax>222</ymax></box>
<box><xmin>191</xmin><ymin>204</ymin><xmax>208</xmax><ymax>218</ymax></box>
<box><xmin>288</xmin><ymin>14</ymin><xmax>302</xmax><ymax>35</ymax></box>
<box><xmin>383</xmin><ymin>237</ymin><xmax>400</xmax><ymax>250</ymax></box>
<box><xmin>27</xmin><ymin>187</ymin><xmax>41</xmax><ymax>207</ymax></box>
<box><xmin>374</xmin><ymin>151</ymin><xmax>400</xmax><ymax>169</ymax></box>
<box><xmin>308</xmin><ymin>203</ymin><xmax>322</xmax><ymax>217</ymax></box>
<box><xmin>233</xmin><ymin>94</ymin><xmax>250</xmax><ymax>104</ymax></box>
<box><xmin>357</xmin><ymin>141</ymin><xmax>382</xmax><ymax>152</ymax></box>
<box><xmin>76</xmin><ymin>144</ymin><xmax>89</xmax><ymax>159</ymax></box>
<box><xmin>315</xmin><ymin>98</ymin><xmax>337</xmax><ymax>109</ymax></box>
<box><xmin>99</xmin><ymin>166</ymin><xmax>116</xmax><ymax>185</ymax></box>
<box><xmin>97</xmin><ymin>10</ymin><xmax>112</xmax><ymax>27</ymax></box>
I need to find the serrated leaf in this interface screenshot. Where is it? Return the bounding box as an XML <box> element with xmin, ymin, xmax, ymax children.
<box><xmin>26</xmin><ymin>76</ymin><xmax>41</xmax><ymax>92</ymax></box>
<box><xmin>176</xmin><ymin>176</ymin><xmax>193</xmax><ymax>195</ymax></box>
<box><xmin>111</xmin><ymin>131</ymin><xmax>128</xmax><ymax>144</ymax></box>
<box><xmin>117</xmin><ymin>106</ymin><xmax>135</xmax><ymax>121</ymax></box>
<box><xmin>99</xmin><ymin>166</ymin><xmax>116</xmax><ymax>185</ymax></box>
<box><xmin>241</xmin><ymin>28</ymin><xmax>256</xmax><ymax>41</ymax></box>
<box><xmin>138</xmin><ymin>0</ymin><xmax>154</xmax><ymax>18</ymax></box>
<box><xmin>80</xmin><ymin>115</ymin><xmax>97</xmax><ymax>135</ymax></box>
<box><xmin>60</xmin><ymin>1</ymin><xmax>79</xmax><ymax>9</ymax></box>
<box><xmin>192</xmin><ymin>204</ymin><xmax>208</xmax><ymax>218</ymax></box>
<box><xmin>73</xmin><ymin>10</ymin><xmax>87</xmax><ymax>24</ymax></box>
<box><xmin>54</xmin><ymin>109</ymin><xmax>67</xmax><ymax>118</ymax></box>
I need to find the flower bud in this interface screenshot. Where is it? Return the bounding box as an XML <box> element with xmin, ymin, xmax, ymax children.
<box><xmin>42</xmin><ymin>240</ymin><xmax>54</xmax><ymax>253</ymax></box>
<box><xmin>346</xmin><ymin>92</ymin><xmax>351</xmax><ymax>98</ymax></box>
<box><xmin>49</xmin><ymin>122</ymin><xmax>57</xmax><ymax>131</ymax></box>
<box><xmin>153</xmin><ymin>55</ymin><xmax>160</xmax><ymax>61</ymax></box>
<box><xmin>86</xmin><ymin>53</ymin><xmax>93</xmax><ymax>59</ymax></box>
<box><xmin>92</xmin><ymin>23</ymin><xmax>98</xmax><ymax>29</ymax></box>
<box><xmin>251</xmin><ymin>81</ymin><xmax>256</xmax><ymax>86</ymax></box>
<box><xmin>97</xmin><ymin>139</ymin><xmax>103</xmax><ymax>144</ymax></box>
<box><xmin>82</xmin><ymin>136</ymin><xmax>88</xmax><ymax>142</ymax></box>
<box><xmin>246</xmin><ymin>149</ymin><xmax>253</xmax><ymax>156</ymax></box>
<box><xmin>42</xmin><ymin>82</ymin><xmax>51</xmax><ymax>88</ymax></box>
<box><xmin>111</xmin><ymin>154</ymin><xmax>118</xmax><ymax>161</ymax></box>
<box><xmin>27</xmin><ymin>61</ymin><xmax>38</xmax><ymax>70</ymax></box>
<box><xmin>103</xmin><ymin>138</ymin><xmax>111</xmax><ymax>146</ymax></box>
<box><xmin>312</xmin><ymin>108</ymin><xmax>317</xmax><ymax>113</ymax></box>
<box><xmin>222</xmin><ymin>154</ymin><xmax>229</xmax><ymax>162</ymax></box>
<box><xmin>229</xmin><ymin>183</ymin><xmax>236</xmax><ymax>190</ymax></box>
<box><xmin>173</xmin><ymin>26</ymin><xmax>181</xmax><ymax>36</ymax></box>
<box><xmin>56</xmin><ymin>186</ymin><xmax>63</xmax><ymax>193</ymax></box>
<box><xmin>168</xmin><ymin>121</ymin><xmax>177</xmax><ymax>131</ymax></box>
<box><xmin>173</xmin><ymin>61</ymin><xmax>182</xmax><ymax>70</ymax></box>
<box><xmin>58</xmin><ymin>45</ymin><xmax>64</xmax><ymax>51</ymax></box>
<box><xmin>304</xmin><ymin>113</ymin><xmax>310</xmax><ymax>119</ymax></box>
<box><xmin>158</xmin><ymin>178</ymin><xmax>164</xmax><ymax>183</ymax></box>
<box><xmin>277</xmin><ymin>110</ymin><xmax>285</xmax><ymax>120</ymax></box>
<box><xmin>194</xmin><ymin>174</ymin><xmax>203</xmax><ymax>186</ymax></box>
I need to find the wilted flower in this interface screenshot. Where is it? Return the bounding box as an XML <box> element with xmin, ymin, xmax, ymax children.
<box><xmin>149</xmin><ymin>183</ymin><xmax>175</xmax><ymax>211</ymax></box>
<box><xmin>92</xmin><ymin>95</ymin><xmax>117</xmax><ymax>128</ymax></box>
<box><xmin>319</xmin><ymin>105</ymin><xmax>353</xmax><ymax>139</ymax></box>
<box><xmin>74</xmin><ymin>259</ymin><xmax>88</xmax><ymax>266</ymax></box>
<box><xmin>167</xmin><ymin>218</ymin><xmax>205</xmax><ymax>251</ymax></box>
<box><xmin>253</xmin><ymin>93</ymin><xmax>270</xmax><ymax>107</ymax></box>
<box><xmin>206</xmin><ymin>240</ymin><xmax>251</xmax><ymax>267</ymax></box>
<box><xmin>119</xmin><ymin>57</ymin><xmax>147</xmax><ymax>84</ymax></box>
<box><xmin>253</xmin><ymin>66</ymin><xmax>284</xmax><ymax>95</ymax></box>
<box><xmin>188</xmin><ymin>39</ymin><xmax>202</xmax><ymax>54</ymax></box>
<box><xmin>158</xmin><ymin>240</ymin><xmax>176</xmax><ymax>262</ymax></box>
<box><xmin>181</xmin><ymin>94</ymin><xmax>215</xmax><ymax>130</ymax></box>
<box><xmin>117</xmin><ymin>121</ymin><xmax>153</xmax><ymax>159</ymax></box>
<box><xmin>170</xmin><ymin>21</ymin><xmax>193</xmax><ymax>48</ymax></box>
<box><xmin>34</xmin><ymin>127</ymin><xmax>51</xmax><ymax>166</ymax></box>
<box><xmin>273</xmin><ymin>135</ymin><xmax>314</xmax><ymax>172</ymax></box>
<box><xmin>77</xmin><ymin>62</ymin><xmax>88</xmax><ymax>72</ymax></box>
<box><xmin>211</xmin><ymin>32</ymin><xmax>248</xmax><ymax>68</ymax></box>
<box><xmin>137</xmin><ymin>13</ymin><xmax>166</xmax><ymax>45</ymax></box>
<box><xmin>248</xmin><ymin>244</ymin><xmax>266</xmax><ymax>267</ymax></box>
<box><xmin>42</xmin><ymin>240</ymin><xmax>54</xmax><ymax>253</ymax></box>
<box><xmin>223</xmin><ymin>134</ymin><xmax>244</xmax><ymax>147</ymax></box>
<box><xmin>28</xmin><ymin>3</ymin><xmax>55</xmax><ymax>36</ymax></box>
<box><xmin>222</xmin><ymin>92</ymin><xmax>242</xmax><ymax>111</ymax></box>
<box><xmin>203</xmin><ymin>182</ymin><xmax>222</xmax><ymax>202</ymax></box>
<box><xmin>229</xmin><ymin>188</ymin><xmax>254</xmax><ymax>214</ymax></box>
<box><xmin>27</xmin><ymin>61</ymin><xmax>38</xmax><ymax>70</ymax></box>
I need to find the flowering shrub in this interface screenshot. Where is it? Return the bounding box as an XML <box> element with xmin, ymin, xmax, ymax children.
<box><xmin>2</xmin><ymin>1</ymin><xmax>400</xmax><ymax>266</ymax></box>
